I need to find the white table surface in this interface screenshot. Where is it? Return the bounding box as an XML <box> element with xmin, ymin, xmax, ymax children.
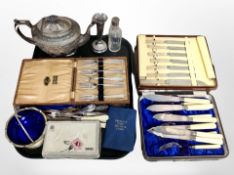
<box><xmin>0</xmin><ymin>0</ymin><xmax>233</xmax><ymax>175</ymax></box>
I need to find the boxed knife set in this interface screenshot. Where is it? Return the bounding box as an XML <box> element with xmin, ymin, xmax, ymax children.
<box><xmin>137</xmin><ymin>35</ymin><xmax>216</xmax><ymax>88</ymax></box>
<box><xmin>135</xmin><ymin>35</ymin><xmax>228</xmax><ymax>160</ymax></box>
<box><xmin>6</xmin><ymin>14</ymin><xmax>137</xmax><ymax>159</ymax></box>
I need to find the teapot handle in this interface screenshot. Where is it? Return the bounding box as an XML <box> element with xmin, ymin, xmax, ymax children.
<box><xmin>14</xmin><ymin>19</ymin><xmax>35</xmax><ymax>44</ymax></box>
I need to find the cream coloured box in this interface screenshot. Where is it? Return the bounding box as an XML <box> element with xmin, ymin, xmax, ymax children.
<box><xmin>42</xmin><ymin>121</ymin><xmax>101</xmax><ymax>159</ymax></box>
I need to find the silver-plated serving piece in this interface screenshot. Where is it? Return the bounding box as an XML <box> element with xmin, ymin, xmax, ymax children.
<box><xmin>14</xmin><ymin>15</ymin><xmax>95</xmax><ymax>56</ymax></box>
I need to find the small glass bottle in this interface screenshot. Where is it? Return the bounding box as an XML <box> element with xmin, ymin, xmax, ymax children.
<box><xmin>108</xmin><ymin>17</ymin><xmax>122</xmax><ymax>52</ymax></box>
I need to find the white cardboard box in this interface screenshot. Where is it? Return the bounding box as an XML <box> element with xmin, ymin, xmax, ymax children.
<box><xmin>42</xmin><ymin>121</ymin><xmax>101</xmax><ymax>159</ymax></box>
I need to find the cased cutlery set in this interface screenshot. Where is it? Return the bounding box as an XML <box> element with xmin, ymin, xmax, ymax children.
<box><xmin>138</xmin><ymin>35</ymin><xmax>216</xmax><ymax>87</ymax></box>
<box><xmin>145</xmin><ymin>94</ymin><xmax>223</xmax><ymax>147</ymax></box>
<box><xmin>5</xmin><ymin>14</ymin><xmax>228</xmax><ymax>161</ymax></box>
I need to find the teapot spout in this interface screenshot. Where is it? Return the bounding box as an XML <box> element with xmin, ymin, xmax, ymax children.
<box><xmin>77</xmin><ymin>22</ymin><xmax>95</xmax><ymax>47</ymax></box>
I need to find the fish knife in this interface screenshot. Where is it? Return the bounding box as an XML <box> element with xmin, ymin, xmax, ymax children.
<box><xmin>143</xmin><ymin>94</ymin><xmax>210</xmax><ymax>104</ymax></box>
<box><xmin>153</xmin><ymin>113</ymin><xmax>217</xmax><ymax>123</ymax></box>
<box><xmin>146</xmin><ymin>103</ymin><xmax>214</xmax><ymax>112</ymax></box>
<box><xmin>162</xmin><ymin>123</ymin><xmax>217</xmax><ymax>130</ymax></box>
<box><xmin>148</xmin><ymin>126</ymin><xmax>223</xmax><ymax>145</ymax></box>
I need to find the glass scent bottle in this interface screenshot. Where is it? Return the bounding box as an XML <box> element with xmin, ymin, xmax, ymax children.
<box><xmin>108</xmin><ymin>17</ymin><xmax>122</xmax><ymax>52</ymax></box>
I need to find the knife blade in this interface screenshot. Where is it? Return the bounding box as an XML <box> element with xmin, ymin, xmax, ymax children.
<box><xmin>147</xmin><ymin>45</ymin><xmax>186</xmax><ymax>51</ymax></box>
<box><xmin>163</xmin><ymin>123</ymin><xmax>217</xmax><ymax>130</ymax></box>
<box><xmin>153</xmin><ymin>113</ymin><xmax>217</xmax><ymax>123</ymax></box>
<box><xmin>147</xmin><ymin>52</ymin><xmax>187</xmax><ymax>57</ymax></box>
<box><xmin>143</xmin><ymin>94</ymin><xmax>210</xmax><ymax>104</ymax></box>
<box><xmin>146</xmin><ymin>103</ymin><xmax>214</xmax><ymax>112</ymax></box>
<box><xmin>148</xmin><ymin>126</ymin><xmax>223</xmax><ymax>145</ymax></box>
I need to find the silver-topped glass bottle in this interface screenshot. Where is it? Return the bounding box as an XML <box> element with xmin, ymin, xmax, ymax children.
<box><xmin>108</xmin><ymin>17</ymin><xmax>122</xmax><ymax>52</ymax></box>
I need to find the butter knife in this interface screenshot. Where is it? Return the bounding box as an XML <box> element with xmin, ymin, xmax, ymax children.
<box><xmin>146</xmin><ymin>65</ymin><xmax>189</xmax><ymax>71</ymax></box>
<box><xmin>153</xmin><ymin>113</ymin><xmax>217</xmax><ymax>123</ymax></box>
<box><xmin>149</xmin><ymin>58</ymin><xmax>188</xmax><ymax>64</ymax></box>
<box><xmin>147</xmin><ymin>52</ymin><xmax>187</xmax><ymax>57</ymax></box>
<box><xmin>145</xmin><ymin>39</ymin><xmax>185</xmax><ymax>45</ymax></box>
<box><xmin>140</xmin><ymin>79</ymin><xmax>208</xmax><ymax>86</ymax></box>
<box><xmin>146</xmin><ymin>104</ymin><xmax>214</xmax><ymax>112</ymax></box>
<box><xmin>143</xmin><ymin>94</ymin><xmax>210</xmax><ymax>104</ymax></box>
<box><xmin>146</xmin><ymin>72</ymin><xmax>190</xmax><ymax>78</ymax></box>
<box><xmin>147</xmin><ymin>45</ymin><xmax>186</xmax><ymax>51</ymax></box>
<box><xmin>148</xmin><ymin>126</ymin><xmax>223</xmax><ymax>145</ymax></box>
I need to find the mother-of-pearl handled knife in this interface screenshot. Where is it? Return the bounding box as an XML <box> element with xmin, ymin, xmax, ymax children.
<box><xmin>164</xmin><ymin>123</ymin><xmax>217</xmax><ymax>130</ymax></box>
<box><xmin>148</xmin><ymin>126</ymin><xmax>223</xmax><ymax>145</ymax></box>
<box><xmin>143</xmin><ymin>94</ymin><xmax>210</xmax><ymax>104</ymax></box>
<box><xmin>153</xmin><ymin>113</ymin><xmax>217</xmax><ymax>123</ymax></box>
<box><xmin>146</xmin><ymin>104</ymin><xmax>214</xmax><ymax>112</ymax></box>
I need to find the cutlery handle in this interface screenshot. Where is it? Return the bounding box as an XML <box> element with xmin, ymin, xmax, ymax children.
<box><xmin>183</xmin><ymin>98</ymin><xmax>210</xmax><ymax>104</ymax></box>
<box><xmin>100</xmin><ymin>123</ymin><xmax>106</xmax><ymax>128</ymax></box>
<box><xmin>191</xmin><ymin>144</ymin><xmax>222</xmax><ymax>149</ymax></box>
<box><xmin>196</xmin><ymin>131</ymin><xmax>223</xmax><ymax>139</ymax></box>
<box><xmin>189</xmin><ymin>123</ymin><xmax>216</xmax><ymax>130</ymax></box>
<box><xmin>195</xmin><ymin>137</ymin><xmax>223</xmax><ymax>145</ymax></box>
<box><xmin>170</xmin><ymin>123</ymin><xmax>216</xmax><ymax>130</ymax></box>
<box><xmin>81</xmin><ymin>114</ymin><xmax>109</xmax><ymax>123</ymax></box>
<box><xmin>185</xmin><ymin>104</ymin><xmax>214</xmax><ymax>111</ymax></box>
<box><xmin>190</xmin><ymin>114</ymin><xmax>217</xmax><ymax>123</ymax></box>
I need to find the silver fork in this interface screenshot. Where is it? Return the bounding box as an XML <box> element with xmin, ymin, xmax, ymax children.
<box><xmin>78</xmin><ymin>69</ymin><xmax>125</xmax><ymax>76</ymax></box>
<box><xmin>79</xmin><ymin>94</ymin><xmax>125</xmax><ymax>101</ymax></box>
<box><xmin>79</xmin><ymin>82</ymin><xmax>124</xmax><ymax>89</ymax></box>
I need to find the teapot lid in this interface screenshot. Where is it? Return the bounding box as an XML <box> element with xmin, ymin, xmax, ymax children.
<box><xmin>36</xmin><ymin>15</ymin><xmax>80</xmax><ymax>39</ymax></box>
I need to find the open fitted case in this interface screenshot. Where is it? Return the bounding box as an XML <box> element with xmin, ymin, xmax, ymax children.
<box><xmin>134</xmin><ymin>34</ymin><xmax>229</xmax><ymax>160</ymax></box>
<box><xmin>13</xmin><ymin>36</ymin><xmax>136</xmax><ymax>159</ymax></box>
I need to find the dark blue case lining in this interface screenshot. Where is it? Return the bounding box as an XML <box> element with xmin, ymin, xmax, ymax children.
<box><xmin>140</xmin><ymin>98</ymin><xmax>224</xmax><ymax>157</ymax></box>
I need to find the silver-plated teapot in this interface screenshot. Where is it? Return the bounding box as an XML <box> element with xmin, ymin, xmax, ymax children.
<box><xmin>14</xmin><ymin>15</ymin><xmax>95</xmax><ymax>56</ymax></box>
